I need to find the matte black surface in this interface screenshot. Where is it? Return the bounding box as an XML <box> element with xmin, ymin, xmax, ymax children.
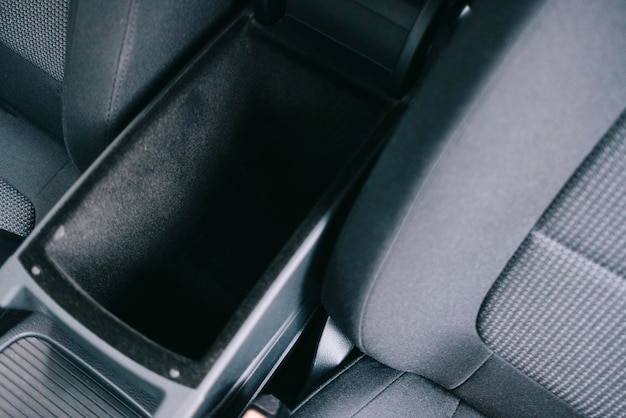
<box><xmin>0</xmin><ymin>311</ymin><xmax>164</xmax><ymax>415</ymax></box>
<box><xmin>287</xmin><ymin>0</ymin><xmax>424</xmax><ymax>71</ymax></box>
<box><xmin>0</xmin><ymin>235</ymin><xmax>18</xmax><ymax>265</ymax></box>
<box><xmin>388</xmin><ymin>0</ymin><xmax>463</xmax><ymax>97</ymax></box>
<box><xmin>0</xmin><ymin>336</ymin><xmax>148</xmax><ymax>417</ymax></box>
<box><xmin>323</xmin><ymin>0</ymin><xmax>626</xmax><ymax>394</ymax></box>
<box><xmin>43</xmin><ymin>18</ymin><xmax>391</xmax><ymax>360</ymax></box>
<box><xmin>283</xmin><ymin>0</ymin><xmax>459</xmax><ymax>98</ymax></box>
<box><xmin>255</xmin><ymin>0</ymin><xmax>286</xmax><ymax>25</ymax></box>
<box><xmin>254</xmin><ymin>16</ymin><xmax>393</xmax><ymax>97</ymax></box>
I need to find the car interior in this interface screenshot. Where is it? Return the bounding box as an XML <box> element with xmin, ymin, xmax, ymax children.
<box><xmin>0</xmin><ymin>0</ymin><xmax>625</xmax><ymax>416</ymax></box>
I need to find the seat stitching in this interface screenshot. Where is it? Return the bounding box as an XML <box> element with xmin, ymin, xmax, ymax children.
<box><xmin>449</xmin><ymin>398</ymin><xmax>463</xmax><ymax>418</ymax></box>
<box><xmin>33</xmin><ymin>161</ymin><xmax>72</xmax><ymax>199</ymax></box>
<box><xmin>533</xmin><ymin>230</ymin><xmax>626</xmax><ymax>282</ymax></box>
<box><xmin>103</xmin><ymin>0</ymin><xmax>136</xmax><ymax>147</ymax></box>
<box><xmin>291</xmin><ymin>354</ymin><xmax>366</xmax><ymax>413</ymax></box>
<box><xmin>349</xmin><ymin>372</ymin><xmax>406</xmax><ymax>417</ymax></box>
<box><xmin>107</xmin><ymin>0</ymin><xmax>138</xmax><ymax>144</ymax></box>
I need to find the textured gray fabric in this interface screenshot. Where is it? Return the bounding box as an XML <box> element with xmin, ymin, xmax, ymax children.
<box><xmin>0</xmin><ymin>178</ymin><xmax>35</xmax><ymax>238</ymax></box>
<box><xmin>538</xmin><ymin>115</ymin><xmax>626</xmax><ymax>276</ymax></box>
<box><xmin>0</xmin><ymin>107</ymin><xmax>79</xmax><ymax>223</ymax></box>
<box><xmin>292</xmin><ymin>356</ymin><xmax>475</xmax><ymax>417</ymax></box>
<box><xmin>479</xmin><ymin>110</ymin><xmax>626</xmax><ymax>417</ymax></box>
<box><xmin>321</xmin><ymin>0</ymin><xmax>626</xmax><ymax>390</ymax></box>
<box><xmin>63</xmin><ymin>0</ymin><xmax>242</xmax><ymax>170</ymax></box>
<box><xmin>0</xmin><ymin>0</ymin><xmax>69</xmax><ymax>81</ymax></box>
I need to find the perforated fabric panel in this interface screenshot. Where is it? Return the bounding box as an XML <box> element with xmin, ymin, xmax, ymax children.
<box><xmin>478</xmin><ymin>110</ymin><xmax>626</xmax><ymax>417</ymax></box>
<box><xmin>0</xmin><ymin>0</ymin><xmax>70</xmax><ymax>81</ymax></box>
<box><xmin>0</xmin><ymin>177</ymin><xmax>35</xmax><ymax>238</ymax></box>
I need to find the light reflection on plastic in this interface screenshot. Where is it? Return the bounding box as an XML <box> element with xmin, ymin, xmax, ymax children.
<box><xmin>460</xmin><ymin>5</ymin><xmax>471</xmax><ymax>19</ymax></box>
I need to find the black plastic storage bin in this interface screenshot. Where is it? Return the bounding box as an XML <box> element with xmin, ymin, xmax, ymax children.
<box><xmin>26</xmin><ymin>16</ymin><xmax>395</xmax><ymax>367</ymax></box>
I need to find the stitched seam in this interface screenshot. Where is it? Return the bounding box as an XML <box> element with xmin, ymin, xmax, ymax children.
<box><xmin>533</xmin><ymin>230</ymin><xmax>626</xmax><ymax>282</ymax></box>
<box><xmin>108</xmin><ymin>0</ymin><xmax>138</xmax><ymax>144</ymax></box>
<box><xmin>450</xmin><ymin>398</ymin><xmax>463</xmax><ymax>418</ymax></box>
<box><xmin>291</xmin><ymin>354</ymin><xmax>366</xmax><ymax>413</ymax></box>
<box><xmin>104</xmin><ymin>0</ymin><xmax>135</xmax><ymax>146</ymax></box>
<box><xmin>33</xmin><ymin>161</ymin><xmax>72</xmax><ymax>199</ymax></box>
<box><xmin>61</xmin><ymin>0</ymin><xmax>79</xmax><ymax>142</ymax></box>
<box><xmin>350</xmin><ymin>372</ymin><xmax>406</xmax><ymax>417</ymax></box>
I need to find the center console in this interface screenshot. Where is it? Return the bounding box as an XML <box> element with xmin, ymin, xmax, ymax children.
<box><xmin>0</xmin><ymin>2</ymin><xmax>463</xmax><ymax>416</ymax></box>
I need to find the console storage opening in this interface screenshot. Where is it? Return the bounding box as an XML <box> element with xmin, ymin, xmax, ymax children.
<box><xmin>38</xmin><ymin>18</ymin><xmax>394</xmax><ymax>360</ymax></box>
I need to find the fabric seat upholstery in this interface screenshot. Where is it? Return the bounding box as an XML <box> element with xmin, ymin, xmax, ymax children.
<box><xmin>293</xmin><ymin>356</ymin><xmax>483</xmax><ymax>418</ymax></box>
<box><xmin>314</xmin><ymin>0</ymin><xmax>626</xmax><ymax>416</ymax></box>
<box><xmin>0</xmin><ymin>0</ymin><xmax>241</xmax><ymax>260</ymax></box>
<box><xmin>1</xmin><ymin>0</ymin><xmax>242</xmax><ymax>170</ymax></box>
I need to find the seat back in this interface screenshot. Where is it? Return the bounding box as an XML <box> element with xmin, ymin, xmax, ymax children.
<box><xmin>0</xmin><ymin>0</ymin><xmax>69</xmax><ymax>138</ymax></box>
<box><xmin>322</xmin><ymin>0</ymin><xmax>626</xmax><ymax>416</ymax></box>
<box><xmin>0</xmin><ymin>0</ymin><xmax>241</xmax><ymax>169</ymax></box>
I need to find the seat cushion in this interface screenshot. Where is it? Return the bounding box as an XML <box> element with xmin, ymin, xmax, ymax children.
<box><xmin>0</xmin><ymin>0</ymin><xmax>68</xmax><ymax>139</ymax></box>
<box><xmin>0</xmin><ymin>178</ymin><xmax>35</xmax><ymax>238</ymax></box>
<box><xmin>321</xmin><ymin>0</ymin><xmax>626</xmax><ymax>416</ymax></box>
<box><xmin>292</xmin><ymin>355</ymin><xmax>483</xmax><ymax>418</ymax></box>
<box><xmin>63</xmin><ymin>0</ymin><xmax>243</xmax><ymax>169</ymax></box>
<box><xmin>478</xmin><ymin>110</ymin><xmax>626</xmax><ymax>417</ymax></box>
<box><xmin>0</xmin><ymin>107</ymin><xmax>79</xmax><ymax>264</ymax></box>
<box><xmin>0</xmin><ymin>0</ymin><xmax>69</xmax><ymax>82</ymax></box>
<box><xmin>322</xmin><ymin>0</ymin><xmax>626</xmax><ymax>390</ymax></box>
<box><xmin>0</xmin><ymin>108</ymin><xmax>79</xmax><ymax>226</ymax></box>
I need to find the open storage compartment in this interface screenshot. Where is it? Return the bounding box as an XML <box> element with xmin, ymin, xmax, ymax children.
<box><xmin>19</xmin><ymin>12</ymin><xmax>397</xmax><ymax>379</ymax></box>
